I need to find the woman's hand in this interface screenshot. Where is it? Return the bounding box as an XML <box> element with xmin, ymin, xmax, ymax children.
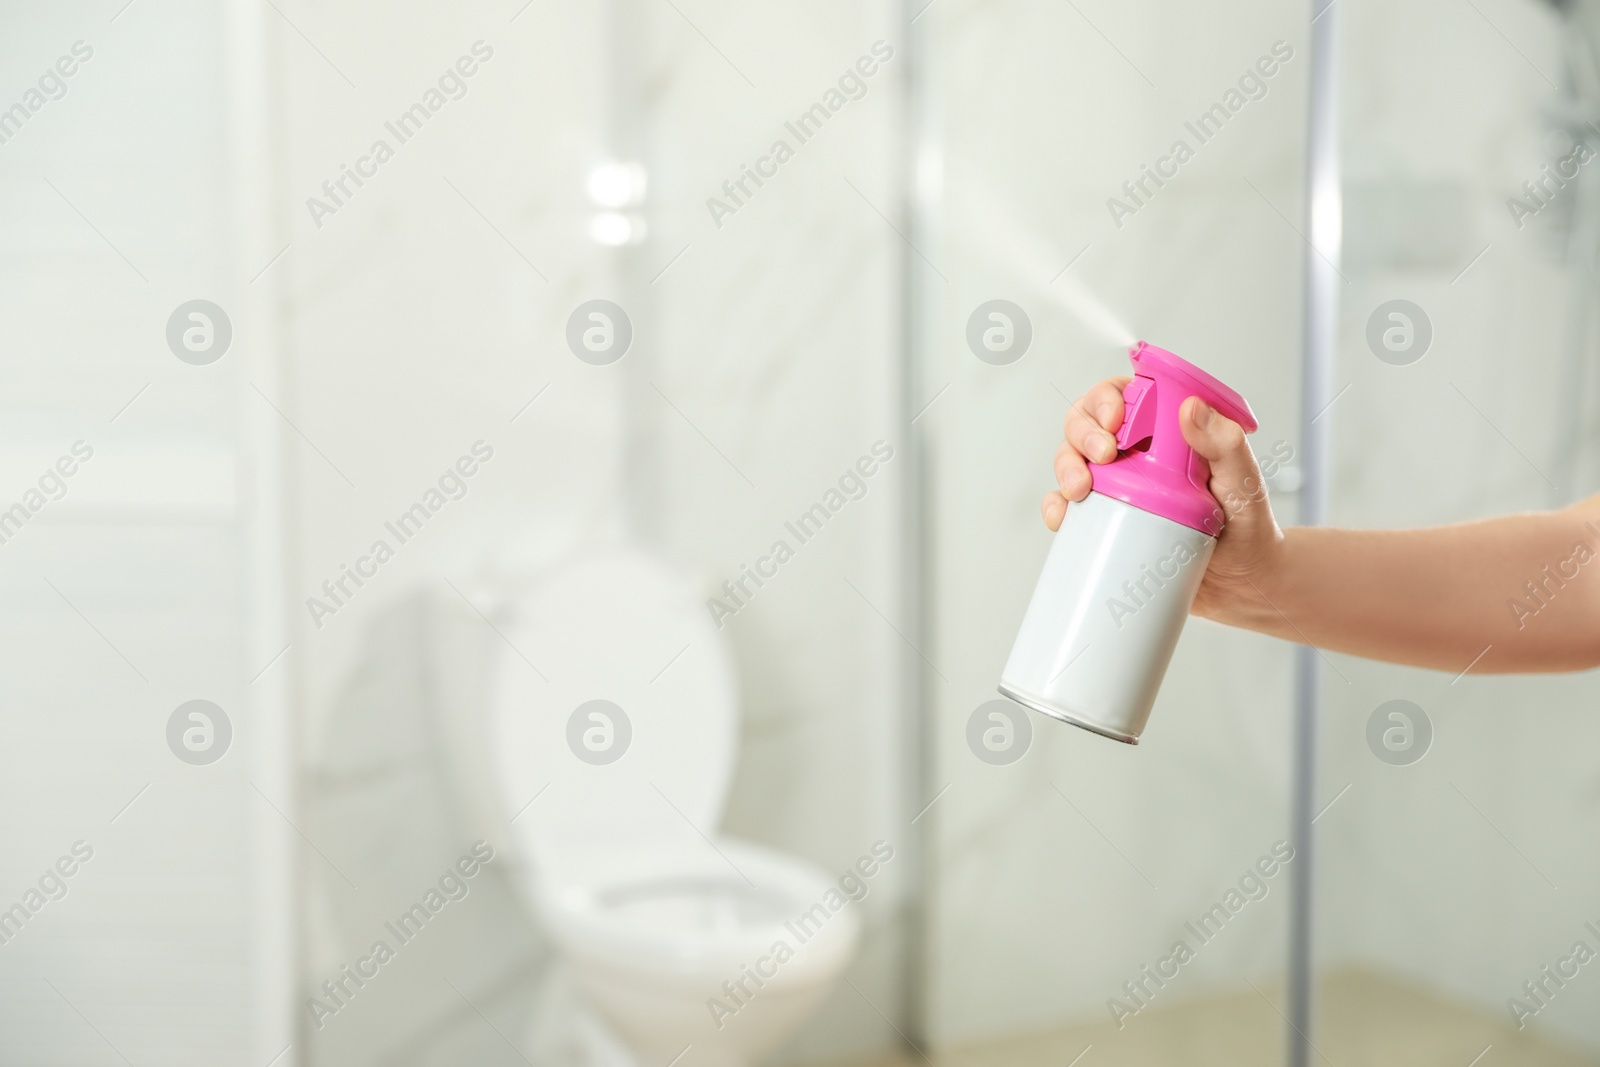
<box><xmin>1041</xmin><ymin>377</ymin><xmax>1285</xmax><ymax>619</ymax></box>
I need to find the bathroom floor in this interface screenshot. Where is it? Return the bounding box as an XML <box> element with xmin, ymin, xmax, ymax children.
<box><xmin>814</xmin><ymin>968</ymin><xmax>1596</xmax><ymax>1067</ymax></box>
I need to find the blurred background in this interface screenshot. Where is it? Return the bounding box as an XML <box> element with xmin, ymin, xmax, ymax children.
<box><xmin>1</xmin><ymin>0</ymin><xmax>1598</xmax><ymax>1064</ymax></box>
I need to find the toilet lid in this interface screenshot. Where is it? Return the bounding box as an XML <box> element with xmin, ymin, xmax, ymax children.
<box><xmin>488</xmin><ymin>549</ymin><xmax>738</xmax><ymax>865</ymax></box>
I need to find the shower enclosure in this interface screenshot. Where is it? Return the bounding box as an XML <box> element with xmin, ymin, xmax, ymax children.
<box><xmin>900</xmin><ymin>0</ymin><xmax>1600</xmax><ymax>1064</ymax></box>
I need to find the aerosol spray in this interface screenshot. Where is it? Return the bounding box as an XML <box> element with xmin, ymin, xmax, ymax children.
<box><xmin>999</xmin><ymin>342</ymin><xmax>1259</xmax><ymax>743</ymax></box>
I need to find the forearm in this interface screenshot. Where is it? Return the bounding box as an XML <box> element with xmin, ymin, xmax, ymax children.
<box><xmin>1202</xmin><ymin>503</ymin><xmax>1600</xmax><ymax>673</ymax></box>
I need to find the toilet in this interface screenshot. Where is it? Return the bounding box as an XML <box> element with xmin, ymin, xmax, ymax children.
<box><xmin>486</xmin><ymin>549</ymin><xmax>860</xmax><ymax>1067</ymax></box>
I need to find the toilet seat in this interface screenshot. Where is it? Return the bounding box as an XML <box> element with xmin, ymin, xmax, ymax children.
<box><xmin>535</xmin><ymin>837</ymin><xmax>859</xmax><ymax>986</ymax></box>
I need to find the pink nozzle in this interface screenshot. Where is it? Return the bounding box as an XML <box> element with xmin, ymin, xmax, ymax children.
<box><xmin>1088</xmin><ymin>342</ymin><xmax>1258</xmax><ymax>535</ymax></box>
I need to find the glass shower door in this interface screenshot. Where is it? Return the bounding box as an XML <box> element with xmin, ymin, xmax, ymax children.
<box><xmin>921</xmin><ymin>2</ymin><xmax>1307</xmax><ymax>1062</ymax></box>
<box><xmin>1315</xmin><ymin>1</ymin><xmax>1600</xmax><ymax>1061</ymax></box>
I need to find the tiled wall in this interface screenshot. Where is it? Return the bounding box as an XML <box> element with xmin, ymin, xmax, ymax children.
<box><xmin>272</xmin><ymin>0</ymin><xmax>907</xmax><ymax>1063</ymax></box>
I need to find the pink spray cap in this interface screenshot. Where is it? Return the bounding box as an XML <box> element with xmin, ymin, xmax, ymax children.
<box><xmin>1087</xmin><ymin>342</ymin><xmax>1258</xmax><ymax>536</ymax></box>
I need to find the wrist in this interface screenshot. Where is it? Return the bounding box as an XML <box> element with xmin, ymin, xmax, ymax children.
<box><xmin>1249</xmin><ymin>526</ymin><xmax>1295</xmax><ymax>622</ymax></box>
<box><xmin>1197</xmin><ymin>526</ymin><xmax>1294</xmax><ymax>630</ymax></box>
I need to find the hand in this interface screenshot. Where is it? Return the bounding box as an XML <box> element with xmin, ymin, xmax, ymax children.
<box><xmin>1040</xmin><ymin>378</ymin><xmax>1284</xmax><ymax>619</ymax></box>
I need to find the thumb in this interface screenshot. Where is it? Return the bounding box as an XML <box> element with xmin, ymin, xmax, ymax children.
<box><xmin>1179</xmin><ymin>396</ymin><xmax>1268</xmax><ymax>531</ymax></box>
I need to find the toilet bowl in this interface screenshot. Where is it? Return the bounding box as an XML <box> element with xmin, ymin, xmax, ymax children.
<box><xmin>486</xmin><ymin>549</ymin><xmax>859</xmax><ymax>1066</ymax></box>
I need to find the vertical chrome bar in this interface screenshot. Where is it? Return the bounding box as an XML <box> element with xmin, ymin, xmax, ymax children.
<box><xmin>1290</xmin><ymin>1</ymin><xmax>1340</xmax><ymax>1064</ymax></box>
<box><xmin>898</xmin><ymin>0</ymin><xmax>937</xmax><ymax>1048</ymax></box>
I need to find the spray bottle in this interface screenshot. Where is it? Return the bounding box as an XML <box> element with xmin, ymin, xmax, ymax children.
<box><xmin>999</xmin><ymin>342</ymin><xmax>1258</xmax><ymax>743</ymax></box>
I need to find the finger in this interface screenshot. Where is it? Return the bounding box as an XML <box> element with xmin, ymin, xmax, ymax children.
<box><xmin>1179</xmin><ymin>396</ymin><xmax>1264</xmax><ymax>522</ymax></box>
<box><xmin>1065</xmin><ymin>406</ymin><xmax>1119</xmax><ymax>464</ymax></box>
<box><xmin>1062</xmin><ymin>377</ymin><xmax>1132</xmax><ymax>464</ymax></box>
<box><xmin>1053</xmin><ymin>441</ymin><xmax>1092</xmax><ymax>501</ymax></box>
<box><xmin>1041</xmin><ymin>491</ymin><xmax>1067</xmax><ymax>531</ymax></box>
<box><xmin>1082</xmin><ymin>376</ymin><xmax>1133</xmax><ymax>432</ymax></box>
<box><xmin>1060</xmin><ymin>376</ymin><xmax>1132</xmax><ymax>439</ymax></box>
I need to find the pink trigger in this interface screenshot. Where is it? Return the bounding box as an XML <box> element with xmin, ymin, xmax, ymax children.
<box><xmin>1087</xmin><ymin>342</ymin><xmax>1258</xmax><ymax>535</ymax></box>
<box><xmin>1115</xmin><ymin>376</ymin><xmax>1156</xmax><ymax>452</ymax></box>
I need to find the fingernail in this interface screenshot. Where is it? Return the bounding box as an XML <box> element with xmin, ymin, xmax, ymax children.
<box><xmin>1096</xmin><ymin>401</ymin><xmax>1116</xmax><ymax>425</ymax></box>
<box><xmin>1191</xmin><ymin>399</ymin><xmax>1213</xmax><ymax>429</ymax></box>
<box><xmin>1090</xmin><ymin>431</ymin><xmax>1115</xmax><ymax>461</ymax></box>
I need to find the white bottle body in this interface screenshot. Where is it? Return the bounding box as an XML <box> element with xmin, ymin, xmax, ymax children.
<box><xmin>999</xmin><ymin>490</ymin><xmax>1215</xmax><ymax>743</ymax></box>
